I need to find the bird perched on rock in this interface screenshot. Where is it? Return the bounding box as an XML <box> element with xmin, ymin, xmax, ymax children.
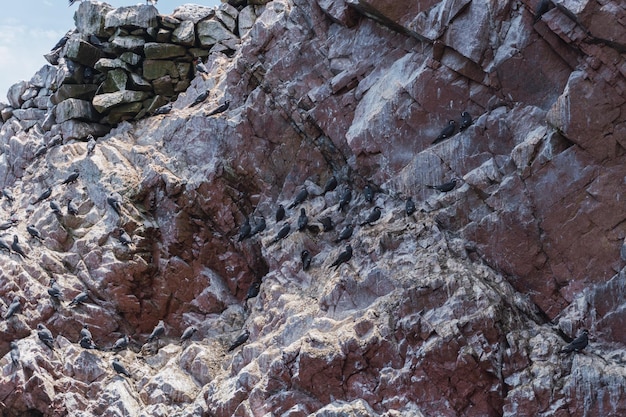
<box><xmin>37</xmin><ymin>324</ymin><xmax>55</xmax><ymax>350</ymax></box>
<box><xmin>147</xmin><ymin>320</ymin><xmax>165</xmax><ymax>343</ymax></box>
<box><xmin>405</xmin><ymin>197</ymin><xmax>416</xmax><ymax>216</ymax></box>
<box><xmin>47</xmin><ymin>279</ymin><xmax>62</xmax><ymax>302</ymax></box>
<box><xmin>330</xmin><ymin>245</ymin><xmax>353</xmax><ymax>270</ymax></box>
<box><xmin>107</xmin><ymin>192</ymin><xmax>123</xmax><ymax>216</ymax></box>
<box><xmin>189</xmin><ymin>89</ymin><xmax>210</xmax><ymax>107</ymax></box>
<box><xmin>270</xmin><ymin>223</ymin><xmax>290</xmax><ymax>245</ymax></box>
<box><xmin>68</xmin><ymin>291</ymin><xmax>88</xmax><ymax>307</ymax></box>
<box><xmin>275</xmin><ymin>204</ymin><xmax>285</xmax><ymax>222</ymax></box>
<box><xmin>0</xmin><ymin>219</ymin><xmax>18</xmax><ymax>231</ymax></box>
<box><xmin>301</xmin><ymin>250</ymin><xmax>312</xmax><ymax>271</ymax></box>
<box><xmin>238</xmin><ymin>218</ymin><xmax>252</xmax><ymax>242</ymax></box>
<box><xmin>288</xmin><ymin>188</ymin><xmax>308</xmax><ymax>209</ymax></box>
<box><xmin>61</xmin><ymin>169</ymin><xmax>80</xmax><ymax>185</ymax></box>
<box><xmin>323</xmin><ymin>176</ymin><xmax>338</xmax><ymax>193</ymax></box>
<box><xmin>561</xmin><ymin>329</ymin><xmax>589</xmax><ymax>354</ymax></box>
<box><xmin>459</xmin><ymin>111</ymin><xmax>472</xmax><ymax>131</ymax></box>
<box><xmin>67</xmin><ymin>199</ymin><xmax>79</xmax><ymax>216</ymax></box>
<box><xmin>228</xmin><ymin>330</ymin><xmax>250</xmax><ymax>352</ymax></box>
<box><xmin>206</xmin><ymin>100</ymin><xmax>230</xmax><ymax>117</ymax></box>
<box><xmin>360</xmin><ymin>206</ymin><xmax>381</xmax><ymax>226</ymax></box>
<box><xmin>363</xmin><ymin>184</ymin><xmax>374</xmax><ymax>203</ymax></box>
<box><xmin>432</xmin><ymin>120</ymin><xmax>456</xmax><ymax>144</ymax></box>
<box><xmin>319</xmin><ymin>216</ymin><xmax>334</xmax><ymax>232</ymax></box>
<box><xmin>34</xmin><ymin>144</ymin><xmax>48</xmax><ymax>158</ymax></box>
<box><xmin>80</xmin><ymin>325</ymin><xmax>92</xmax><ymax>341</ymax></box>
<box><xmin>427</xmin><ymin>178</ymin><xmax>459</xmax><ymax>193</ymax></box>
<box><xmin>154</xmin><ymin>103</ymin><xmax>172</xmax><ymax>115</ymax></box>
<box><xmin>80</xmin><ymin>336</ymin><xmax>98</xmax><ymax>350</ymax></box>
<box><xmin>246</xmin><ymin>280</ymin><xmax>261</xmax><ymax>301</ymax></box>
<box><xmin>335</xmin><ymin>224</ymin><xmax>353</xmax><ymax>243</ymax></box>
<box><xmin>86</xmin><ymin>135</ymin><xmax>96</xmax><ymax>155</ymax></box>
<box><xmin>50</xmin><ymin>200</ymin><xmax>62</xmax><ymax>215</ymax></box>
<box><xmin>180</xmin><ymin>326</ymin><xmax>198</xmax><ymax>344</ymax></box>
<box><xmin>194</xmin><ymin>57</ymin><xmax>209</xmax><ymax>76</ymax></box>
<box><xmin>4</xmin><ymin>296</ymin><xmax>21</xmax><ymax>320</ymax></box>
<box><xmin>112</xmin><ymin>334</ymin><xmax>129</xmax><ymax>351</ymax></box>
<box><xmin>10</xmin><ymin>341</ymin><xmax>19</xmax><ymax>367</ymax></box>
<box><xmin>118</xmin><ymin>228</ymin><xmax>132</xmax><ymax>246</ymax></box>
<box><xmin>297</xmin><ymin>208</ymin><xmax>308</xmax><ymax>232</ymax></box>
<box><xmin>250</xmin><ymin>217</ymin><xmax>266</xmax><ymax>237</ymax></box>
<box><xmin>112</xmin><ymin>358</ymin><xmax>131</xmax><ymax>378</ymax></box>
<box><xmin>2</xmin><ymin>189</ymin><xmax>14</xmax><ymax>203</ymax></box>
<box><xmin>0</xmin><ymin>238</ymin><xmax>12</xmax><ymax>253</ymax></box>
<box><xmin>11</xmin><ymin>235</ymin><xmax>28</xmax><ymax>259</ymax></box>
<box><xmin>27</xmin><ymin>225</ymin><xmax>43</xmax><ymax>241</ymax></box>
<box><xmin>34</xmin><ymin>187</ymin><xmax>52</xmax><ymax>204</ymax></box>
<box><xmin>338</xmin><ymin>188</ymin><xmax>352</xmax><ymax>212</ymax></box>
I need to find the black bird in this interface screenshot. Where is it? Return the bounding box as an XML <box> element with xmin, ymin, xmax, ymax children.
<box><xmin>0</xmin><ymin>219</ymin><xmax>17</xmax><ymax>230</ymax></box>
<box><xmin>34</xmin><ymin>145</ymin><xmax>48</xmax><ymax>158</ymax></box>
<box><xmin>335</xmin><ymin>224</ymin><xmax>353</xmax><ymax>243</ymax></box>
<box><xmin>67</xmin><ymin>199</ymin><xmax>79</xmax><ymax>216</ymax></box>
<box><xmin>427</xmin><ymin>178</ymin><xmax>459</xmax><ymax>193</ymax></box>
<box><xmin>360</xmin><ymin>206</ymin><xmax>381</xmax><ymax>226</ymax></box>
<box><xmin>206</xmin><ymin>100</ymin><xmax>230</xmax><ymax>117</ymax></box>
<box><xmin>11</xmin><ymin>235</ymin><xmax>28</xmax><ymax>259</ymax></box>
<box><xmin>271</xmin><ymin>223</ymin><xmax>290</xmax><ymax>244</ymax></box>
<box><xmin>147</xmin><ymin>320</ymin><xmax>165</xmax><ymax>342</ymax></box>
<box><xmin>323</xmin><ymin>176</ymin><xmax>337</xmax><ymax>193</ymax></box>
<box><xmin>34</xmin><ymin>187</ymin><xmax>52</xmax><ymax>204</ymax></box>
<box><xmin>68</xmin><ymin>291</ymin><xmax>88</xmax><ymax>307</ymax></box>
<box><xmin>2</xmin><ymin>189</ymin><xmax>14</xmax><ymax>203</ymax></box>
<box><xmin>288</xmin><ymin>188</ymin><xmax>308</xmax><ymax>209</ymax></box>
<box><xmin>62</xmin><ymin>169</ymin><xmax>80</xmax><ymax>185</ymax></box>
<box><xmin>459</xmin><ymin>111</ymin><xmax>472</xmax><ymax>131</ymax></box>
<box><xmin>107</xmin><ymin>193</ymin><xmax>123</xmax><ymax>216</ymax></box>
<box><xmin>27</xmin><ymin>225</ymin><xmax>43</xmax><ymax>241</ymax></box>
<box><xmin>68</xmin><ymin>0</ymin><xmax>82</xmax><ymax>5</ymax></box>
<box><xmin>189</xmin><ymin>89</ymin><xmax>210</xmax><ymax>107</ymax></box>
<box><xmin>47</xmin><ymin>279</ymin><xmax>62</xmax><ymax>302</ymax></box>
<box><xmin>10</xmin><ymin>341</ymin><xmax>19</xmax><ymax>367</ymax></box>
<box><xmin>49</xmin><ymin>135</ymin><xmax>62</xmax><ymax>147</ymax></box>
<box><xmin>250</xmin><ymin>217</ymin><xmax>266</xmax><ymax>236</ymax></box>
<box><xmin>0</xmin><ymin>238</ymin><xmax>11</xmax><ymax>253</ymax></box>
<box><xmin>154</xmin><ymin>103</ymin><xmax>172</xmax><ymax>115</ymax></box>
<box><xmin>301</xmin><ymin>250</ymin><xmax>312</xmax><ymax>271</ymax></box>
<box><xmin>37</xmin><ymin>324</ymin><xmax>55</xmax><ymax>350</ymax></box>
<box><xmin>246</xmin><ymin>280</ymin><xmax>261</xmax><ymax>300</ymax></box>
<box><xmin>180</xmin><ymin>326</ymin><xmax>198</xmax><ymax>343</ymax></box>
<box><xmin>86</xmin><ymin>135</ymin><xmax>96</xmax><ymax>155</ymax></box>
<box><xmin>80</xmin><ymin>325</ymin><xmax>92</xmax><ymax>341</ymax></box>
<box><xmin>238</xmin><ymin>218</ymin><xmax>251</xmax><ymax>242</ymax></box>
<box><xmin>80</xmin><ymin>336</ymin><xmax>98</xmax><ymax>350</ymax></box>
<box><xmin>118</xmin><ymin>228</ymin><xmax>132</xmax><ymax>246</ymax></box>
<box><xmin>194</xmin><ymin>57</ymin><xmax>209</xmax><ymax>75</ymax></box>
<box><xmin>338</xmin><ymin>188</ymin><xmax>352</xmax><ymax>212</ymax></box>
<box><xmin>363</xmin><ymin>185</ymin><xmax>374</xmax><ymax>203</ymax></box>
<box><xmin>534</xmin><ymin>0</ymin><xmax>551</xmax><ymax>23</ymax></box>
<box><xmin>297</xmin><ymin>208</ymin><xmax>308</xmax><ymax>232</ymax></box>
<box><xmin>228</xmin><ymin>330</ymin><xmax>250</xmax><ymax>352</ymax></box>
<box><xmin>330</xmin><ymin>245</ymin><xmax>353</xmax><ymax>270</ymax></box>
<box><xmin>561</xmin><ymin>329</ymin><xmax>589</xmax><ymax>354</ymax></box>
<box><xmin>432</xmin><ymin>120</ymin><xmax>456</xmax><ymax>144</ymax></box>
<box><xmin>50</xmin><ymin>200</ymin><xmax>62</xmax><ymax>215</ymax></box>
<box><xmin>319</xmin><ymin>216</ymin><xmax>334</xmax><ymax>232</ymax></box>
<box><xmin>405</xmin><ymin>197</ymin><xmax>416</xmax><ymax>216</ymax></box>
<box><xmin>4</xmin><ymin>296</ymin><xmax>21</xmax><ymax>320</ymax></box>
<box><xmin>112</xmin><ymin>334</ymin><xmax>129</xmax><ymax>351</ymax></box>
<box><xmin>275</xmin><ymin>204</ymin><xmax>285</xmax><ymax>222</ymax></box>
<box><xmin>112</xmin><ymin>358</ymin><xmax>131</xmax><ymax>378</ymax></box>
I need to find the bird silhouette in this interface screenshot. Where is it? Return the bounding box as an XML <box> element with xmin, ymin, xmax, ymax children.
<box><xmin>323</xmin><ymin>176</ymin><xmax>337</xmax><ymax>193</ymax></box>
<box><xmin>360</xmin><ymin>206</ymin><xmax>381</xmax><ymax>226</ymax></box>
<box><xmin>206</xmin><ymin>100</ymin><xmax>230</xmax><ymax>116</ymax></box>
<box><xmin>459</xmin><ymin>111</ymin><xmax>472</xmax><ymax>131</ymax></box>
<box><xmin>561</xmin><ymin>329</ymin><xmax>589</xmax><ymax>354</ymax></box>
<box><xmin>61</xmin><ymin>169</ymin><xmax>80</xmax><ymax>185</ymax></box>
<box><xmin>335</xmin><ymin>224</ymin><xmax>353</xmax><ymax>243</ymax></box>
<box><xmin>297</xmin><ymin>208</ymin><xmax>308</xmax><ymax>231</ymax></box>
<box><xmin>4</xmin><ymin>297</ymin><xmax>21</xmax><ymax>320</ymax></box>
<box><xmin>330</xmin><ymin>245</ymin><xmax>353</xmax><ymax>270</ymax></box>
<box><xmin>11</xmin><ymin>235</ymin><xmax>28</xmax><ymax>259</ymax></box>
<box><xmin>405</xmin><ymin>197</ymin><xmax>416</xmax><ymax>216</ymax></box>
<box><xmin>432</xmin><ymin>120</ymin><xmax>456</xmax><ymax>144</ymax></box>
<box><xmin>288</xmin><ymin>188</ymin><xmax>308</xmax><ymax>209</ymax></box>
<box><xmin>238</xmin><ymin>218</ymin><xmax>251</xmax><ymax>242</ymax></box>
<box><xmin>189</xmin><ymin>89</ymin><xmax>210</xmax><ymax>107</ymax></box>
<box><xmin>338</xmin><ymin>188</ymin><xmax>352</xmax><ymax>212</ymax></box>
<box><xmin>271</xmin><ymin>223</ymin><xmax>290</xmax><ymax>244</ymax></box>
<box><xmin>147</xmin><ymin>320</ymin><xmax>165</xmax><ymax>342</ymax></box>
<box><xmin>180</xmin><ymin>326</ymin><xmax>198</xmax><ymax>343</ymax></box>
<box><xmin>68</xmin><ymin>292</ymin><xmax>88</xmax><ymax>307</ymax></box>
<box><xmin>228</xmin><ymin>330</ymin><xmax>250</xmax><ymax>352</ymax></box>
<box><xmin>112</xmin><ymin>358</ymin><xmax>131</xmax><ymax>377</ymax></box>
<box><xmin>37</xmin><ymin>324</ymin><xmax>55</xmax><ymax>350</ymax></box>
<box><xmin>275</xmin><ymin>204</ymin><xmax>285</xmax><ymax>222</ymax></box>
<box><xmin>301</xmin><ymin>250</ymin><xmax>312</xmax><ymax>271</ymax></box>
<box><xmin>34</xmin><ymin>187</ymin><xmax>52</xmax><ymax>204</ymax></box>
<box><xmin>427</xmin><ymin>178</ymin><xmax>459</xmax><ymax>193</ymax></box>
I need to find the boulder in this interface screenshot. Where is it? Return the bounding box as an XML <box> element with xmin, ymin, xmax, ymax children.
<box><xmin>30</xmin><ymin>65</ymin><xmax>58</xmax><ymax>89</ymax></box>
<box><xmin>104</xmin><ymin>5</ymin><xmax>159</xmax><ymax>30</ymax></box>
<box><xmin>65</xmin><ymin>38</ymin><xmax>103</xmax><ymax>68</ymax></box>
<box><xmin>7</xmin><ymin>81</ymin><xmax>29</xmax><ymax>108</ymax></box>
<box><xmin>171</xmin><ymin>4</ymin><xmax>215</xmax><ymax>24</ymax></box>
<box><xmin>171</xmin><ymin>21</ymin><xmax>195</xmax><ymax>46</ymax></box>
<box><xmin>102</xmin><ymin>69</ymin><xmax>129</xmax><ymax>93</ymax></box>
<box><xmin>197</xmin><ymin>20</ymin><xmax>238</xmax><ymax>48</ymax></box>
<box><xmin>144</xmin><ymin>43</ymin><xmax>188</xmax><ymax>59</ymax></box>
<box><xmin>110</xmin><ymin>35</ymin><xmax>146</xmax><ymax>52</ymax></box>
<box><xmin>55</xmin><ymin>98</ymin><xmax>97</xmax><ymax>123</ymax></box>
<box><xmin>120</xmin><ymin>52</ymin><xmax>142</xmax><ymax>66</ymax></box>
<box><xmin>51</xmin><ymin>84</ymin><xmax>99</xmax><ymax>104</ymax></box>
<box><xmin>143</xmin><ymin>60</ymin><xmax>179</xmax><ymax>80</ymax></box>
<box><xmin>74</xmin><ymin>0</ymin><xmax>114</xmax><ymax>37</ymax></box>
<box><xmin>94</xmin><ymin>58</ymin><xmax>133</xmax><ymax>72</ymax></box>
<box><xmin>59</xmin><ymin>119</ymin><xmax>110</xmax><ymax>140</ymax></box>
<box><xmin>92</xmin><ymin>90</ymin><xmax>151</xmax><ymax>113</ymax></box>
<box><xmin>11</xmin><ymin>108</ymin><xmax>46</xmax><ymax>121</ymax></box>
<box><xmin>238</xmin><ymin>6</ymin><xmax>258</xmax><ymax>38</ymax></box>
<box><xmin>216</xmin><ymin>3</ymin><xmax>239</xmax><ymax>32</ymax></box>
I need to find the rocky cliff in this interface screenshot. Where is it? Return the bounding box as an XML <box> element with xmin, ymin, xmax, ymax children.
<box><xmin>0</xmin><ymin>0</ymin><xmax>625</xmax><ymax>416</ymax></box>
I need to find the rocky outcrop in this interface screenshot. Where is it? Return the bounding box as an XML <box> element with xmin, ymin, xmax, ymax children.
<box><xmin>0</xmin><ymin>0</ymin><xmax>625</xmax><ymax>416</ymax></box>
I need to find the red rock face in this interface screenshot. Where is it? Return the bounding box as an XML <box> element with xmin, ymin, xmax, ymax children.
<box><xmin>0</xmin><ymin>0</ymin><xmax>625</xmax><ymax>416</ymax></box>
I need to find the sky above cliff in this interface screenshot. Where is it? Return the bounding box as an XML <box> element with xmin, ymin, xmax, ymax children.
<box><xmin>0</xmin><ymin>0</ymin><xmax>220</xmax><ymax>104</ymax></box>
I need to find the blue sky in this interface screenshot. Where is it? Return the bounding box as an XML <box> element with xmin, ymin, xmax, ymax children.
<box><xmin>0</xmin><ymin>1</ymin><xmax>220</xmax><ymax>104</ymax></box>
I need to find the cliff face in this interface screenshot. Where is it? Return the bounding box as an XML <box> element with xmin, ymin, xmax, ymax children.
<box><xmin>0</xmin><ymin>0</ymin><xmax>625</xmax><ymax>416</ymax></box>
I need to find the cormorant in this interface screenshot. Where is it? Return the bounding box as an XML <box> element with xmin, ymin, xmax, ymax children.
<box><xmin>427</xmin><ymin>178</ymin><xmax>459</xmax><ymax>193</ymax></box>
<box><xmin>48</xmin><ymin>279</ymin><xmax>62</xmax><ymax>302</ymax></box>
<box><xmin>320</xmin><ymin>216</ymin><xmax>334</xmax><ymax>232</ymax></box>
<box><xmin>288</xmin><ymin>188</ymin><xmax>308</xmax><ymax>209</ymax></box>
<box><xmin>297</xmin><ymin>208</ymin><xmax>308</xmax><ymax>232</ymax></box>
<box><xmin>330</xmin><ymin>245</ymin><xmax>353</xmax><ymax>270</ymax></box>
<box><xmin>432</xmin><ymin>120</ymin><xmax>456</xmax><ymax>144</ymax></box>
<box><xmin>206</xmin><ymin>100</ymin><xmax>230</xmax><ymax>117</ymax></box>
<box><xmin>2</xmin><ymin>189</ymin><xmax>14</xmax><ymax>203</ymax></box>
<box><xmin>301</xmin><ymin>250</ymin><xmax>311</xmax><ymax>271</ymax></box>
<box><xmin>459</xmin><ymin>111</ymin><xmax>472</xmax><ymax>131</ymax></box>
<box><xmin>112</xmin><ymin>334</ymin><xmax>129</xmax><ymax>351</ymax></box>
<box><xmin>561</xmin><ymin>329</ymin><xmax>589</xmax><ymax>354</ymax></box>
<box><xmin>80</xmin><ymin>336</ymin><xmax>98</xmax><ymax>350</ymax></box>
<box><xmin>62</xmin><ymin>169</ymin><xmax>79</xmax><ymax>185</ymax></box>
<box><xmin>118</xmin><ymin>228</ymin><xmax>132</xmax><ymax>246</ymax></box>
<box><xmin>338</xmin><ymin>188</ymin><xmax>352</xmax><ymax>212</ymax></box>
<box><xmin>27</xmin><ymin>225</ymin><xmax>43</xmax><ymax>241</ymax></box>
<box><xmin>107</xmin><ymin>193</ymin><xmax>123</xmax><ymax>216</ymax></box>
<box><xmin>323</xmin><ymin>176</ymin><xmax>337</xmax><ymax>193</ymax></box>
<box><xmin>154</xmin><ymin>103</ymin><xmax>172</xmax><ymax>115</ymax></box>
<box><xmin>147</xmin><ymin>320</ymin><xmax>165</xmax><ymax>342</ymax></box>
<box><xmin>86</xmin><ymin>135</ymin><xmax>96</xmax><ymax>155</ymax></box>
<box><xmin>50</xmin><ymin>200</ymin><xmax>62</xmax><ymax>215</ymax></box>
<box><xmin>246</xmin><ymin>280</ymin><xmax>261</xmax><ymax>300</ymax></box>
<box><xmin>228</xmin><ymin>330</ymin><xmax>250</xmax><ymax>352</ymax></box>
<box><xmin>363</xmin><ymin>185</ymin><xmax>374</xmax><ymax>203</ymax></box>
<box><xmin>275</xmin><ymin>204</ymin><xmax>285</xmax><ymax>222</ymax></box>
<box><xmin>80</xmin><ymin>325</ymin><xmax>92</xmax><ymax>341</ymax></box>
<box><xmin>67</xmin><ymin>200</ymin><xmax>79</xmax><ymax>216</ymax></box>
<box><xmin>112</xmin><ymin>358</ymin><xmax>131</xmax><ymax>378</ymax></box>
<box><xmin>180</xmin><ymin>326</ymin><xmax>198</xmax><ymax>343</ymax></box>
<box><xmin>11</xmin><ymin>235</ymin><xmax>28</xmax><ymax>258</ymax></box>
<box><xmin>37</xmin><ymin>324</ymin><xmax>55</xmax><ymax>350</ymax></box>
<box><xmin>68</xmin><ymin>291</ymin><xmax>88</xmax><ymax>307</ymax></box>
<box><xmin>238</xmin><ymin>218</ymin><xmax>251</xmax><ymax>242</ymax></box>
<box><xmin>250</xmin><ymin>217</ymin><xmax>266</xmax><ymax>236</ymax></box>
<box><xmin>34</xmin><ymin>187</ymin><xmax>52</xmax><ymax>204</ymax></box>
<box><xmin>4</xmin><ymin>297</ymin><xmax>21</xmax><ymax>320</ymax></box>
<box><xmin>335</xmin><ymin>224</ymin><xmax>353</xmax><ymax>243</ymax></box>
<box><xmin>271</xmin><ymin>223</ymin><xmax>290</xmax><ymax>244</ymax></box>
<box><xmin>405</xmin><ymin>197</ymin><xmax>416</xmax><ymax>216</ymax></box>
<box><xmin>360</xmin><ymin>206</ymin><xmax>381</xmax><ymax>226</ymax></box>
<box><xmin>194</xmin><ymin>57</ymin><xmax>209</xmax><ymax>75</ymax></box>
<box><xmin>10</xmin><ymin>341</ymin><xmax>19</xmax><ymax>367</ymax></box>
<box><xmin>189</xmin><ymin>89</ymin><xmax>210</xmax><ymax>107</ymax></box>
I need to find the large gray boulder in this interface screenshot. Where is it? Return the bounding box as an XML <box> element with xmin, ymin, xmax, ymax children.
<box><xmin>105</xmin><ymin>5</ymin><xmax>158</xmax><ymax>30</ymax></box>
<box><xmin>74</xmin><ymin>0</ymin><xmax>114</xmax><ymax>37</ymax></box>
<box><xmin>171</xmin><ymin>4</ymin><xmax>215</xmax><ymax>24</ymax></box>
<box><xmin>92</xmin><ymin>90</ymin><xmax>150</xmax><ymax>113</ymax></box>
<box><xmin>7</xmin><ymin>81</ymin><xmax>29</xmax><ymax>108</ymax></box>
<box><xmin>55</xmin><ymin>98</ymin><xmax>97</xmax><ymax>123</ymax></box>
<box><xmin>197</xmin><ymin>20</ymin><xmax>238</xmax><ymax>48</ymax></box>
<box><xmin>172</xmin><ymin>21</ymin><xmax>195</xmax><ymax>46</ymax></box>
<box><xmin>65</xmin><ymin>38</ymin><xmax>103</xmax><ymax>68</ymax></box>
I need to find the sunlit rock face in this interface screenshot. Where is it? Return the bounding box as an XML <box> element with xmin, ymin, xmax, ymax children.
<box><xmin>0</xmin><ymin>0</ymin><xmax>624</xmax><ymax>416</ymax></box>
